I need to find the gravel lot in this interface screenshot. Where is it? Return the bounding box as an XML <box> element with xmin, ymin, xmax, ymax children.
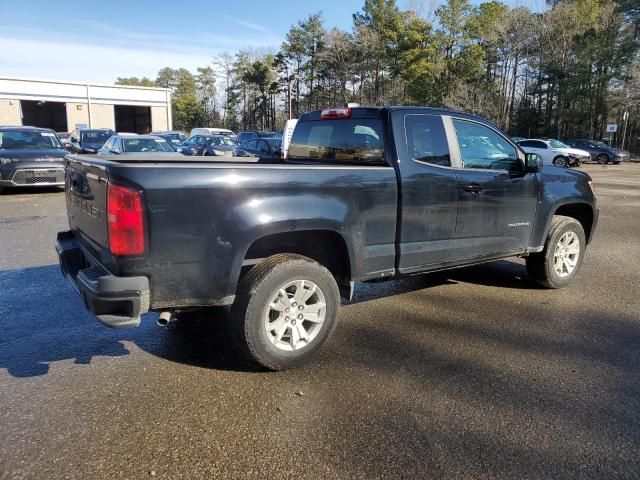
<box><xmin>0</xmin><ymin>164</ymin><xmax>638</xmax><ymax>479</ymax></box>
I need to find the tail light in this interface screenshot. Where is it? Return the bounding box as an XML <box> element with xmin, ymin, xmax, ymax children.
<box><xmin>107</xmin><ymin>183</ymin><xmax>145</xmax><ymax>256</ymax></box>
<box><xmin>320</xmin><ymin>107</ymin><xmax>351</xmax><ymax>119</ymax></box>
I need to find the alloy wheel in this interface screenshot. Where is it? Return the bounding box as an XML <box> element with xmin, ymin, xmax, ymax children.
<box><xmin>264</xmin><ymin>280</ymin><xmax>327</xmax><ymax>351</ymax></box>
<box><xmin>553</xmin><ymin>231</ymin><xmax>580</xmax><ymax>277</ymax></box>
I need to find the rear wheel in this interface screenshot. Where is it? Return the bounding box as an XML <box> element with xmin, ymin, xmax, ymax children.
<box><xmin>231</xmin><ymin>254</ymin><xmax>340</xmax><ymax>370</ymax></box>
<box><xmin>597</xmin><ymin>153</ymin><xmax>609</xmax><ymax>164</ymax></box>
<box><xmin>526</xmin><ymin>215</ymin><xmax>586</xmax><ymax>288</ymax></box>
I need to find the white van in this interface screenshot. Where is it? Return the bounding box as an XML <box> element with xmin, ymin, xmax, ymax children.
<box><xmin>190</xmin><ymin>128</ymin><xmax>236</xmax><ymax>138</ymax></box>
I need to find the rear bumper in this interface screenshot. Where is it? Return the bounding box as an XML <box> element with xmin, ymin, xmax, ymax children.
<box><xmin>56</xmin><ymin>231</ymin><xmax>149</xmax><ymax>328</ymax></box>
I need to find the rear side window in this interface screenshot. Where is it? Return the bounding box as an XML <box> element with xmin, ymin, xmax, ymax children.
<box><xmin>288</xmin><ymin>119</ymin><xmax>386</xmax><ymax>166</ymax></box>
<box><xmin>404</xmin><ymin>115</ymin><xmax>450</xmax><ymax>166</ymax></box>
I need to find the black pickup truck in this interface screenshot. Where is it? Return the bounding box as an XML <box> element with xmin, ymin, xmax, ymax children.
<box><xmin>57</xmin><ymin>106</ymin><xmax>598</xmax><ymax>370</ymax></box>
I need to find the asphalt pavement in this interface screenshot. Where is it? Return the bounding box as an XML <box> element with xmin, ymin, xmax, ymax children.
<box><xmin>0</xmin><ymin>164</ymin><xmax>639</xmax><ymax>479</ymax></box>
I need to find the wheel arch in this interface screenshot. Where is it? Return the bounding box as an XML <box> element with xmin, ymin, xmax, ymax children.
<box><xmin>552</xmin><ymin>203</ymin><xmax>595</xmax><ymax>243</ymax></box>
<box><xmin>241</xmin><ymin>229</ymin><xmax>354</xmax><ymax>297</ymax></box>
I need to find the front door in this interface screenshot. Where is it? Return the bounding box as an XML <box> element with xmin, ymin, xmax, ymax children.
<box><xmin>450</xmin><ymin>118</ymin><xmax>538</xmax><ymax>260</ymax></box>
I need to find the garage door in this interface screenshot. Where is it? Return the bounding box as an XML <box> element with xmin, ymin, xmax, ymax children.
<box><xmin>21</xmin><ymin>100</ymin><xmax>68</xmax><ymax>132</ymax></box>
<box><xmin>114</xmin><ymin>105</ymin><xmax>151</xmax><ymax>134</ymax></box>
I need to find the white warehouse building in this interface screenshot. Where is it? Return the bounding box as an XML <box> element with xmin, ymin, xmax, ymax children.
<box><xmin>0</xmin><ymin>76</ymin><xmax>172</xmax><ymax>133</ymax></box>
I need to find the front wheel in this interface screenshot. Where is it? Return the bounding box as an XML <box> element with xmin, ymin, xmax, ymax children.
<box><xmin>553</xmin><ymin>156</ymin><xmax>568</xmax><ymax>168</ymax></box>
<box><xmin>526</xmin><ymin>215</ymin><xmax>586</xmax><ymax>288</ymax></box>
<box><xmin>597</xmin><ymin>153</ymin><xmax>609</xmax><ymax>164</ymax></box>
<box><xmin>231</xmin><ymin>254</ymin><xmax>340</xmax><ymax>370</ymax></box>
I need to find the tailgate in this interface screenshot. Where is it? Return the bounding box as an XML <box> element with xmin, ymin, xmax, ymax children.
<box><xmin>65</xmin><ymin>157</ymin><xmax>111</xmax><ymax>257</ymax></box>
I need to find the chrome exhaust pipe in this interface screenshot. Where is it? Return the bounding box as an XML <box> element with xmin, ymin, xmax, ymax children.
<box><xmin>157</xmin><ymin>311</ymin><xmax>175</xmax><ymax>327</ymax></box>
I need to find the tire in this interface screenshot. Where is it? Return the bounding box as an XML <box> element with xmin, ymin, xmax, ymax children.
<box><xmin>526</xmin><ymin>215</ymin><xmax>586</xmax><ymax>289</ymax></box>
<box><xmin>597</xmin><ymin>153</ymin><xmax>609</xmax><ymax>165</ymax></box>
<box><xmin>231</xmin><ymin>254</ymin><xmax>340</xmax><ymax>370</ymax></box>
<box><xmin>553</xmin><ymin>156</ymin><xmax>568</xmax><ymax>168</ymax></box>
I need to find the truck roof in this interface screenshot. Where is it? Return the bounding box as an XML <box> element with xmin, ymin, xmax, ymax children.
<box><xmin>298</xmin><ymin>106</ymin><xmax>492</xmax><ymax>125</ymax></box>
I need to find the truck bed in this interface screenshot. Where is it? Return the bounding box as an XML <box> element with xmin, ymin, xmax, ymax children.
<box><xmin>64</xmin><ymin>153</ymin><xmax>399</xmax><ymax>310</ymax></box>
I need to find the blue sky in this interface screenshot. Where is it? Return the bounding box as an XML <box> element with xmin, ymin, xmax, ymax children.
<box><xmin>0</xmin><ymin>0</ymin><xmax>545</xmax><ymax>84</ymax></box>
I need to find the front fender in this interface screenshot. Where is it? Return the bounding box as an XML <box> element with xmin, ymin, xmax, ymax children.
<box><xmin>529</xmin><ymin>167</ymin><xmax>597</xmax><ymax>248</ymax></box>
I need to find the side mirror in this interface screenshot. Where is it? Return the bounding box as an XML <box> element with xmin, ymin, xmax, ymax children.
<box><xmin>525</xmin><ymin>153</ymin><xmax>543</xmax><ymax>173</ymax></box>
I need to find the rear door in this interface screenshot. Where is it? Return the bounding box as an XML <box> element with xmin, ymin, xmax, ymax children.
<box><xmin>449</xmin><ymin>117</ymin><xmax>538</xmax><ymax>259</ymax></box>
<box><xmin>243</xmin><ymin>140</ymin><xmax>259</xmax><ymax>156</ymax></box>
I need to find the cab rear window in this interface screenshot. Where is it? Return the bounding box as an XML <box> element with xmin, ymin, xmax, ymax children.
<box><xmin>288</xmin><ymin>119</ymin><xmax>386</xmax><ymax>166</ymax></box>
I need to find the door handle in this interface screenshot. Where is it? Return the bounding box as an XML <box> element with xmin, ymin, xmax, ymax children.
<box><xmin>462</xmin><ymin>184</ymin><xmax>483</xmax><ymax>193</ymax></box>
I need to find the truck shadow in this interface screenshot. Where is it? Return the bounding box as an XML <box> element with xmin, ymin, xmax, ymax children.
<box><xmin>0</xmin><ymin>264</ymin><xmax>252</xmax><ymax>377</ymax></box>
<box><xmin>0</xmin><ymin>259</ymin><xmax>538</xmax><ymax>378</ymax></box>
<box><xmin>346</xmin><ymin>259</ymin><xmax>536</xmax><ymax>305</ymax></box>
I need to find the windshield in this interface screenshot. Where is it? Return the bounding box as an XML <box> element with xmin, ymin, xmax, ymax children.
<box><xmin>548</xmin><ymin>140</ymin><xmax>569</xmax><ymax>148</ymax></box>
<box><xmin>123</xmin><ymin>138</ymin><xmax>175</xmax><ymax>153</ymax></box>
<box><xmin>81</xmin><ymin>131</ymin><xmax>112</xmax><ymax>144</ymax></box>
<box><xmin>0</xmin><ymin>130</ymin><xmax>62</xmax><ymax>150</ymax></box>
<box><xmin>207</xmin><ymin>136</ymin><xmax>236</xmax><ymax>146</ymax></box>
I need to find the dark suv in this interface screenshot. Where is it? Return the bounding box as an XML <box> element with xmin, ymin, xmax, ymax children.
<box><xmin>0</xmin><ymin>126</ymin><xmax>67</xmax><ymax>190</ymax></box>
<box><xmin>67</xmin><ymin>128</ymin><xmax>115</xmax><ymax>154</ymax></box>
<box><xmin>567</xmin><ymin>139</ymin><xmax>630</xmax><ymax>164</ymax></box>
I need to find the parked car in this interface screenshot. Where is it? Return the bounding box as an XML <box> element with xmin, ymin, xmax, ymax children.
<box><xmin>566</xmin><ymin>139</ymin><xmax>630</xmax><ymax>164</ymax></box>
<box><xmin>517</xmin><ymin>139</ymin><xmax>590</xmax><ymax>166</ymax></box>
<box><xmin>235</xmin><ymin>131</ymin><xmax>283</xmax><ymax>144</ymax></box>
<box><xmin>235</xmin><ymin>137</ymin><xmax>282</xmax><ymax>160</ymax></box>
<box><xmin>66</xmin><ymin>128</ymin><xmax>115</xmax><ymax>154</ymax></box>
<box><xmin>181</xmin><ymin>134</ymin><xmax>236</xmax><ymax>156</ymax></box>
<box><xmin>0</xmin><ymin>126</ymin><xmax>67</xmax><ymax>190</ymax></box>
<box><xmin>57</xmin><ymin>106</ymin><xmax>598</xmax><ymax>370</ymax></box>
<box><xmin>150</xmin><ymin>131</ymin><xmax>188</xmax><ymax>146</ymax></box>
<box><xmin>97</xmin><ymin>134</ymin><xmax>184</xmax><ymax>156</ymax></box>
<box><xmin>201</xmin><ymin>136</ymin><xmax>238</xmax><ymax>156</ymax></box>
<box><xmin>511</xmin><ymin>136</ymin><xmax>526</xmax><ymax>143</ymax></box>
<box><xmin>190</xmin><ymin>127</ymin><xmax>236</xmax><ymax>139</ymax></box>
